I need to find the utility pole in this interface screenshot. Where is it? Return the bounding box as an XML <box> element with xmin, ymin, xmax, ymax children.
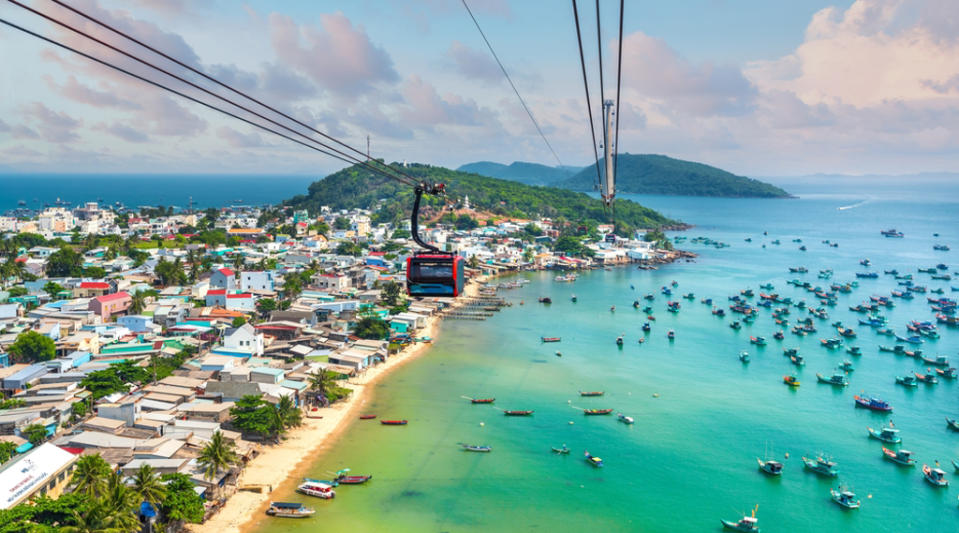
<box><xmin>366</xmin><ymin>135</ymin><xmax>370</xmax><ymax>161</ymax></box>
<box><xmin>601</xmin><ymin>99</ymin><xmax>616</xmax><ymax>207</ymax></box>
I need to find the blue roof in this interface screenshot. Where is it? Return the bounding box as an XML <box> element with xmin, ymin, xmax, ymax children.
<box><xmin>251</xmin><ymin>367</ymin><xmax>285</xmax><ymax>376</ymax></box>
<box><xmin>280</xmin><ymin>379</ymin><xmax>308</xmax><ymax>391</ymax></box>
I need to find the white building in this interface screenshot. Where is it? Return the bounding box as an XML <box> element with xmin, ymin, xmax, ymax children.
<box><xmin>222</xmin><ymin>323</ymin><xmax>264</xmax><ymax>356</ymax></box>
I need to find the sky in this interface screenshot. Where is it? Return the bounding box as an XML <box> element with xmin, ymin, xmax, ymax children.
<box><xmin>2</xmin><ymin>0</ymin><xmax>959</xmax><ymax>178</ymax></box>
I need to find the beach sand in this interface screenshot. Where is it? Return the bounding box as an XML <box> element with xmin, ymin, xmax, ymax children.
<box><xmin>188</xmin><ymin>278</ymin><xmax>485</xmax><ymax>533</ymax></box>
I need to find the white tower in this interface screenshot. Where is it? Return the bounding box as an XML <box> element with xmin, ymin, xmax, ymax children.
<box><xmin>601</xmin><ymin>99</ymin><xmax>616</xmax><ymax>207</ymax></box>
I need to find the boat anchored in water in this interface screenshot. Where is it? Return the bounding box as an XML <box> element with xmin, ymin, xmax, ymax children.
<box><xmin>460</xmin><ymin>443</ymin><xmax>492</xmax><ymax>452</ymax></box>
<box><xmin>721</xmin><ymin>506</ymin><xmax>760</xmax><ymax>532</ymax></box>
<box><xmin>882</xmin><ymin>447</ymin><xmax>916</xmax><ymax>466</ymax></box>
<box><xmin>266</xmin><ymin>502</ymin><xmax>316</xmax><ymax>518</ymax></box>
<box><xmin>922</xmin><ymin>464</ymin><xmax>949</xmax><ymax>487</ymax></box>
<box><xmin>757</xmin><ymin>457</ymin><xmax>783</xmax><ymax>476</ymax></box>
<box><xmin>854</xmin><ymin>394</ymin><xmax>892</xmax><ymax>412</ymax></box>
<box><xmin>867</xmin><ymin>424</ymin><xmax>902</xmax><ymax>444</ymax></box>
<box><xmin>296</xmin><ymin>481</ymin><xmax>336</xmax><ymax>499</ymax></box>
<box><xmin>783</xmin><ymin>374</ymin><xmax>800</xmax><ymax>387</ymax></box>
<box><xmin>584</xmin><ymin>450</ymin><xmax>603</xmax><ymax>467</ymax></box>
<box><xmin>831</xmin><ymin>486</ymin><xmax>861</xmax><ymax>509</ymax></box>
<box><xmin>803</xmin><ymin>455</ymin><xmax>840</xmax><ymax>477</ymax></box>
<box><xmin>816</xmin><ymin>372</ymin><xmax>849</xmax><ymax>387</ymax></box>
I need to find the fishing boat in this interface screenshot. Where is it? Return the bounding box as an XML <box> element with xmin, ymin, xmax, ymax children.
<box><xmin>504</xmin><ymin>410</ymin><xmax>534</xmax><ymax>416</ymax></box>
<box><xmin>882</xmin><ymin>447</ymin><xmax>916</xmax><ymax>466</ymax></box>
<box><xmin>730</xmin><ymin>321</ymin><xmax>742</xmax><ymax>330</ymax></box>
<box><xmin>541</xmin><ymin>337</ymin><xmax>561</xmax><ymax>342</ymax></box>
<box><xmin>296</xmin><ymin>481</ymin><xmax>336</xmax><ymax>499</ymax></box>
<box><xmin>837</xmin><ymin>360</ymin><xmax>854</xmax><ymax>372</ymax></box>
<box><xmin>757</xmin><ymin>458</ymin><xmax>783</xmax><ymax>476</ymax></box>
<box><xmin>802</xmin><ymin>455</ymin><xmax>840</xmax><ymax>477</ymax></box>
<box><xmin>854</xmin><ymin>395</ymin><xmax>892</xmax><ymax>412</ymax></box>
<box><xmin>922</xmin><ymin>464</ymin><xmax>949</xmax><ymax>487</ymax></box>
<box><xmin>783</xmin><ymin>375</ymin><xmax>800</xmax><ymax>387</ymax></box>
<box><xmin>359</xmin><ymin>414</ymin><xmax>377</xmax><ymax>420</ymax></box>
<box><xmin>856</xmin><ymin>272</ymin><xmax>878</xmax><ymax>279</ymax></box>
<box><xmin>538</xmin><ymin>297</ymin><xmax>552</xmax><ymax>304</ymax></box>
<box><xmin>846</xmin><ymin>346</ymin><xmax>862</xmax><ymax>356</ymax></box>
<box><xmin>946</xmin><ymin>417</ymin><xmax>959</xmax><ymax>431</ymax></box>
<box><xmin>831</xmin><ymin>486</ymin><xmax>861</xmax><ymax>509</ymax></box>
<box><xmin>336</xmin><ymin>472</ymin><xmax>373</xmax><ymax>484</ymax></box>
<box><xmin>721</xmin><ymin>507</ymin><xmax>760</xmax><ymax>533</ymax></box>
<box><xmin>642</xmin><ymin>322</ymin><xmax>651</xmax><ymax>332</ymax></box>
<box><xmin>773</xmin><ymin>331</ymin><xmax>784</xmax><ymax>340</ymax></box>
<box><xmin>749</xmin><ymin>336</ymin><xmax>766</xmax><ymax>346</ymax></box>
<box><xmin>867</xmin><ymin>424</ymin><xmax>902</xmax><ymax>444</ymax></box>
<box><xmin>667</xmin><ymin>330</ymin><xmax>675</xmax><ymax>340</ymax></box>
<box><xmin>935</xmin><ymin>367</ymin><xmax>957</xmax><ymax>379</ymax></box>
<box><xmin>881</xmin><ymin>229</ymin><xmax>904</xmax><ymax>237</ymax></box>
<box><xmin>683</xmin><ymin>292</ymin><xmax>695</xmax><ymax>300</ymax></box>
<box><xmin>615</xmin><ymin>336</ymin><xmax>624</xmax><ymax>346</ymax></box>
<box><xmin>460</xmin><ymin>443</ymin><xmax>492</xmax><ymax>452</ymax></box>
<box><xmin>266</xmin><ymin>502</ymin><xmax>316</xmax><ymax>518</ymax></box>
<box><xmin>783</xmin><ymin>348</ymin><xmax>798</xmax><ymax>357</ymax></box>
<box><xmin>879</xmin><ymin>344</ymin><xmax>904</xmax><ymax>353</ymax></box>
<box><xmin>914</xmin><ymin>371</ymin><xmax>939</xmax><ymax>384</ymax></box>
<box><xmin>579</xmin><ymin>391</ymin><xmax>604</xmax><ymax>397</ymax></box>
<box><xmin>381</xmin><ymin>420</ymin><xmax>408</xmax><ymax>425</ymax></box>
<box><xmin>551</xmin><ymin>445</ymin><xmax>570</xmax><ymax>454</ymax></box>
<box><xmin>876</xmin><ymin>327</ymin><xmax>895</xmax><ymax>336</ymax></box>
<box><xmin>584</xmin><ymin>408</ymin><xmax>614</xmax><ymax>415</ymax></box>
<box><xmin>617</xmin><ymin>413</ymin><xmax>635</xmax><ymax>424</ymax></box>
<box><xmin>816</xmin><ymin>372</ymin><xmax>848</xmax><ymax>386</ymax></box>
<box><xmin>790</xmin><ymin>355</ymin><xmax>805</xmax><ymax>367</ymax></box>
<box><xmin>896</xmin><ymin>334</ymin><xmax>923</xmax><ymax>345</ymax></box>
<box><xmin>739</xmin><ymin>351</ymin><xmax>750</xmax><ymax>363</ymax></box>
<box><xmin>571</xmin><ymin>295</ymin><xmax>577</xmax><ymax>302</ymax></box>
<box><xmin>471</xmin><ymin>398</ymin><xmax>495</xmax><ymax>404</ymax></box>
<box><xmin>896</xmin><ymin>375</ymin><xmax>919</xmax><ymax>387</ymax></box>
<box><xmin>921</xmin><ymin>355</ymin><xmax>950</xmax><ymax>367</ymax></box>
<box><xmin>584</xmin><ymin>451</ymin><xmax>603</xmax><ymax>467</ymax></box>
<box><xmin>820</xmin><ymin>338</ymin><xmax>842</xmax><ymax>349</ymax></box>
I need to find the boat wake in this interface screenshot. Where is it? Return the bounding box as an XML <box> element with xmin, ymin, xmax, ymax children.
<box><xmin>837</xmin><ymin>199</ymin><xmax>869</xmax><ymax>211</ymax></box>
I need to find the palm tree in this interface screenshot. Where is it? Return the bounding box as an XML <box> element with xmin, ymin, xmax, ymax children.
<box><xmin>129</xmin><ymin>291</ymin><xmax>146</xmax><ymax>315</ymax></box>
<box><xmin>103</xmin><ymin>471</ymin><xmax>139</xmax><ymax>532</ymax></box>
<box><xmin>131</xmin><ymin>463</ymin><xmax>166</xmax><ymax>509</ymax></box>
<box><xmin>276</xmin><ymin>396</ymin><xmax>302</xmax><ymax>429</ymax></box>
<box><xmin>307</xmin><ymin>370</ymin><xmax>334</xmax><ymax>406</ymax></box>
<box><xmin>70</xmin><ymin>454</ymin><xmax>112</xmax><ymax>498</ymax></box>
<box><xmin>61</xmin><ymin>500</ymin><xmax>123</xmax><ymax>533</ymax></box>
<box><xmin>197</xmin><ymin>430</ymin><xmax>238</xmax><ymax>484</ymax></box>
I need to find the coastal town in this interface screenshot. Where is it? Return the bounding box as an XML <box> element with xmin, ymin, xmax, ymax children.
<box><xmin>0</xmin><ymin>198</ymin><xmax>679</xmax><ymax>530</ymax></box>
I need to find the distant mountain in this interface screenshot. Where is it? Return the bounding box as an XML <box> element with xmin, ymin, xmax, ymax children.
<box><xmin>457</xmin><ymin>161</ymin><xmax>581</xmax><ymax>186</ymax></box>
<box><xmin>558</xmin><ymin>154</ymin><xmax>791</xmax><ymax>198</ymax></box>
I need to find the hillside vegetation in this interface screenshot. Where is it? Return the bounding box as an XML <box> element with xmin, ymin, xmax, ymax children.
<box><xmin>456</xmin><ymin>161</ymin><xmax>579</xmax><ymax>186</ymax></box>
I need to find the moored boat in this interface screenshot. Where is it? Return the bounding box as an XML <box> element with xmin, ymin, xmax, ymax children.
<box><xmin>471</xmin><ymin>398</ymin><xmax>495</xmax><ymax>404</ymax></box>
<box><xmin>882</xmin><ymin>447</ymin><xmax>916</xmax><ymax>466</ymax></box>
<box><xmin>551</xmin><ymin>445</ymin><xmax>570</xmax><ymax>454</ymax></box>
<box><xmin>802</xmin><ymin>455</ymin><xmax>839</xmax><ymax>477</ymax></box>
<box><xmin>617</xmin><ymin>413</ymin><xmax>635</xmax><ymax>424</ymax></box>
<box><xmin>721</xmin><ymin>510</ymin><xmax>760</xmax><ymax>533</ymax></box>
<box><xmin>790</xmin><ymin>355</ymin><xmax>805</xmax><ymax>367</ymax></box>
<box><xmin>541</xmin><ymin>336</ymin><xmax>561</xmax><ymax>342</ymax></box>
<box><xmin>584</xmin><ymin>408</ymin><xmax>614</xmax><ymax>415</ymax></box>
<box><xmin>816</xmin><ymin>372</ymin><xmax>848</xmax><ymax>386</ymax></box>
<box><xmin>739</xmin><ymin>351</ymin><xmax>750</xmax><ymax>363</ymax></box>
<box><xmin>381</xmin><ymin>419</ymin><xmax>408</xmax><ymax>425</ymax></box>
<box><xmin>914</xmin><ymin>371</ymin><xmax>939</xmax><ymax>384</ymax></box>
<box><xmin>584</xmin><ymin>450</ymin><xmax>603</xmax><ymax>467</ymax></box>
<box><xmin>854</xmin><ymin>394</ymin><xmax>892</xmax><ymax>412</ymax></box>
<box><xmin>750</xmin><ymin>336</ymin><xmax>766</xmax><ymax>346</ymax></box>
<box><xmin>921</xmin><ymin>355</ymin><xmax>950</xmax><ymax>367</ymax></box>
<box><xmin>934</xmin><ymin>367</ymin><xmax>957</xmax><ymax>379</ymax></box>
<box><xmin>757</xmin><ymin>457</ymin><xmax>783</xmax><ymax>476</ymax></box>
<box><xmin>579</xmin><ymin>391</ymin><xmax>605</xmax><ymax>397</ymax></box>
<box><xmin>504</xmin><ymin>410</ymin><xmax>534</xmax><ymax>416</ymax></box>
<box><xmin>336</xmin><ymin>473</ymin><xmax>373</xmax><ymax>484</ymax></box>
<box><xmin>831</xmin><ymin>486</ymin><xmax>861</xmax><ymax>509</ymax></box>
<box><xmin>846</xmin><ymin>346</ymin><xmax>862</xmax><ymax>356</ymax></box>
<box><xmin>867</xmin><ymin>424</ymin><xmax>902</xmax><ymax>444</ymax></box>
<box><xmin>922</xmin><ymin>464</ymin><xmax>949</xmax><ymax>487</ymax></box>
<box><xmin>947</xmin><ymin>417</ymin><xmax>959</xmax><ymax>431</ymax></box>
<box><xmin>896</xmin><ymin>375</ymin><xmax>919</xmax><ymax>387</ymax></box>
<box><xmin>266</xmin><ymin>502</ymin><xmax>316</xmax><ymax>518</ymax></box>
<box><xmin>296</xmin><ymin>481</ymin><xmax>336</xmax><ymax>499</ymax></box>
<box><xmin>460</xmin><ymin>443</ymin><xmax>492</xmax><ymax>452</ymax></box>
<box><xmin>783</xmin><ymin>375</ymin><xmax>800</xmax><ymax>387</ymax></box>
<box><xmin>359</xmin><ymin>414</ymin><xmax>377</xmax><ymax>420</ymax></box>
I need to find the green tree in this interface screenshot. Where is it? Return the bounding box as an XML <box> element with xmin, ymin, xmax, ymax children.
<box><xmin>131</xmin><ymin>464</ymin><xmax>166</xmax><ymax>509</ymax></box>
<box><xmin>101</xmin><ymin>472</ymin><xmax>139</xmax><ymax>533</ymax></box>
<box><xmin>80</xmin><ymin>369</ymin><xmax>126</xmax><ymax>399</ymax></box>
<box><xmin>128</xmin><ymin>290</ymin><xmax>146</xmax><ymax>314</ymax></box>
<box><xmin>553</xmin><ymin>235</ymin><xmax>584</xmax><ymax>255</ymax></box>
<box><xmin>333</xmin><ymin>216</ymin><xmax>350</xmax><ymax>230</ymax></box>
<box><xmin>158</xmin><ymin>473</ymin><xmax>204</xmax><ymax>527</ymax></box>
<box><xmin>0</xmin><ymin>441</ymin><xmax>17</xmax><ymax>465</ymax></box>
<box><xmin>282</xmin><ymin>276</ymin><xmax>302</xmax><ymax>300</ymax></box>
<box><xmin>70</xmin><ymin>454</ymin><xmax>112</xmax><ymax>498</ymax></box>
<box><xmin>229</xmin><ymin>395</ymin><xmax>279</xmax><ymax>438</ymax></box>
<box><xmin>0</xmin><ymin>398</ymin><xmax>26</xmax><ymax>410</ymax></box>
<box><xmin>154</xmin><ymin>258</ymin><xmax>186</xmax><ymax>286</ymax></box>
<box><xmin>45</xmin><ymin>247</ymin><xmax>83</xmax><ymax>277</ymax></box>
<box><xmin>83</xmin><ymin>266</ymin><xmax>107</xmax><ymax>278</ymax></box>
<box><xmin>8</xmin><ymin>330</ymin><xmax>56</xmax><ymax>363</ymax></box>
<box><xmin>23</xmin><ymin>423</ymin><xmax>49</xmax><ymax>445</ymax></box>
<box><xmin>353</xmin><ymin>316</ymin><xmax>389</xmax><ymax>340</ymax></box>
<box><xmin>43</xmin><ymin>281</ymin><xmax>64</xmax><ymax>297</ymax></box>
<box><xmin>276</xmin><ymin>395</ymin><xmax>302</xmax><ymax>429</ymax></box>
<box><xmin>381</xmin><ymin>280</ymin><xmax>401</xmax><ymax>306</ymax></box>
<box><xmin>197</xmin><ymin>430</ymin><xmax>238</xmax><ymax>484</ymax></box>
<box><xmin>256</xmin><ymin>297</ymin><xmax>277</xmax><ymax>317</ymax></box>
<box><xmin>231</xmin><ymin>316</ymin><xmax>247</xmax><ymax>328</ymax></box>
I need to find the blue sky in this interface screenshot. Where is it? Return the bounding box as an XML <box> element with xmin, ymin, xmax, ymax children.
<box><xmin>3</xmin><ymin>0</ymin><xmax>959</xmax><ymax>177</ymax></box>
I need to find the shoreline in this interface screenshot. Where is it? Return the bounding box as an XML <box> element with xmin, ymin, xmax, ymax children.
<box><xmin>188</xmin><ymin>279</ymin><xmax>485</xmax><ymax>533</ymax></box>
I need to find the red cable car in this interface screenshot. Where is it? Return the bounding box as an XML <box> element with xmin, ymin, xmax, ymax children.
<box><xmin>405</xmin><ymin>183</ymin><xmax>465</xmax><ymax>297</ymax></box>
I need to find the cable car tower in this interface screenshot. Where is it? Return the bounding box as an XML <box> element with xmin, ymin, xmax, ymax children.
<box><xmin>600</xmin><ymin>99</ymin><xmax>616</xmax><ymax>207</ymax></box>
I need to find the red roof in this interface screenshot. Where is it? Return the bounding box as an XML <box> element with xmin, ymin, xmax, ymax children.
<box><xmin>80</xmin><ymin>282</ymin><xmax>110</xmax><ymax>289</ymax></box>
<box><xmin>207</xmin><ymin>289</ymin><xmax>226</xmax><ymax>295</ymax></box>
<box><xmin>368</xmin><ymin>251</ymin><xmax>386</xmax><ymax>256</ymax></box>
<box><xmin>227</xmin><ymin>293</ymin><xmax>252</xmax><ymax>299</ymax></box>
<box><xmin>96</xmin><ymin>291</ymin><xmax>130</xmax><ymax>303</ymax></box>
<box><xmin>218</xmin><ymin>268</ymin><xmax>235</xmax><ymax>276</ymax></box>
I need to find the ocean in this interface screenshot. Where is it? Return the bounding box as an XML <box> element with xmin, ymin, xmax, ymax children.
<box><xmin>0</xmin><ymin>174</ymin><xmax>318</xmax><ymax>212</ymax></box>
<box><xmin>247</xmin><ymin>177</ymin><xmax>959</xmax><ymax>533</ymax></box>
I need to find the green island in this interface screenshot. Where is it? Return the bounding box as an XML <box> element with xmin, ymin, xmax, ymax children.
<box><xmin>456</xmin><ymin>161</ymin><xmax>579</xmax><ymax>186</ymax></box>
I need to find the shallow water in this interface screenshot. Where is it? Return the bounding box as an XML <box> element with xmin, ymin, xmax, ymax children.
<box><xmin>251</xmin><ymin>179</ymin><xmax>959</xmax><ymax>532</ymax></box>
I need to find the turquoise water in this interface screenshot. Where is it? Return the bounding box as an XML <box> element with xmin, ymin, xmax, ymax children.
<box><xmin>251</xmin><ymin>179</ymin><xmax>958</xmax><ymax>532</ymax></box>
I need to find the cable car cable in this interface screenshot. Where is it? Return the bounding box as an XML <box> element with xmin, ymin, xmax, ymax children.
<box><xmin>571</xmin><ymin>0</ymin><xmax>603</xmax><ymax>192</ymax></box>
<box><xmin>613</xmin><ymin>0</ymin><xmax>624</xmax><ymax>186</ymax></box>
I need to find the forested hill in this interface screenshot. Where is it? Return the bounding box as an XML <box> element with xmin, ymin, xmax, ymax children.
<box><xmin>456</xmin><ymin>161</ymin><xmax>580</xmax><ymax>186</ymax></box>
<box><xmin>558</xmin><ymin>154</ymin><xmax>790</xmax><ymax>198</ymax></box>
<box><xmin>284</xmin><ymin>162</ymin><xmax>679</xmax><ymax>232</ymax></box>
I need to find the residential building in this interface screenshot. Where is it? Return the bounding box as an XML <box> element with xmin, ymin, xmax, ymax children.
<box><xmin>88</xmin><ymin>292</ymin><xmax>131</xmax><ymax>320</ymax></box>
<box><xmin>209</xmin><ymin>268</ymin><xmax>236</xmax><ymax>290</ymax></box>
<box><xmin>0</xmin><ymin>443</ymin><xmax>79</xmax><ymax>509</ymax></box>
<box><xmin>240</xmin><ymin>271</ymin><xmax>275</xmax><ymax>292</ymax></box>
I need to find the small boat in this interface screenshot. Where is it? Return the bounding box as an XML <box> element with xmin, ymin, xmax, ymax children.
<box><xmin>571</xmin><ymin>295</ymin><xmax>577</xmax><ymax>302</ymax></box>
<box><xmin>267</xmin><ymin>502</ymin><xmax>316</xmax><ymax>518</ymax></box>
<box><xmin>584</xmin><ymin>408</ymin><xmax>614</xmax><ymax>415</ymax></box>
<box><xmin>642</xmin><ymin>322</ymin><xmax>651</xmax><ymax>332</ymax></box>
<box><xmin>882</xmin><ymin>447</ymin><xmax>916</xmax><ymax>466</ymax></box>
<box><xmin>757</xmin><ymin>458</ymin><xmax>783</xmax><ymax>476</ymax></box>
<box><xmin>617</xmin><ymin>413</ymin><xmax>635</xmax><ymax>424</ymax></box>
<box><xmin>914</xmin><ymin>371</ymin><xmax>939</xmax><ymax>384</ymax></box>
<box><xmin>584</xmin><ymin>450</ymin><xmax>603</xmax><ymax>467</ymax></box>
<box><xmin>541</xmin><ymin>337</ymin><xmax>561</xmax><ymax>342</ymax></box>
<box><xmin>803</xmin><ymin>455</ymin><xmax>840</xmax><ymax>477</ymax></box>
<box><xmin>816</xmin><ymin>372</ymin><xmax>848</xmax><ymax>387</ymax></box>
<box><xmin>856</xmin><ymin>272</ymin><xmax>878</xmax><ymax>279</ymax></box>
<box><xmin>538</xmin><ymin>297</ymin><xmax>552</xmax><ymax>304</ymax></box>
<box><xmin>946</xmin><ymin>417</ymin><xmax>959</xmax><ymax>431</ymax></box>
<box><xmin>667</xmin><ymin>330</ymin><xmax>675</xmax><ymax>340</ymax></box>
<box><xmin>854</xmin><ymin>395</ymin><xmax>891</xmax><ymax>412</ymax></box>
<box><xmin>773</xmin><ymin>331</ymin><xmax>784</xmax><ymax>340</ymax></box>
<box><xmin>460</xmin><ymin>443</ymin><xmax>492</xmax><ymax>452</ymax></box>
<box><xmin>471</xmin><ymin>398</ymin><xmax>495</xmax><ymax>404</ymax></box>
<box><xmin>783</xmin><ymin>375</ymin><xmax>800</xmax><ymax>387</ymax></box>
<box><xmin>867</xmin><ymin>424</ymin><xmax>901</xmax><ymax>444</ymax></box>
<box><xmin>730</xmin><ymin>321</ymin><xmax>742</xmax><ymax>330</ymax></box>
<box><xmin>721</xmin><ymin>508</ymin><xmax>760</xmax><ymax>533</ymax></box>
<box><xmin>336</xmin><ymin>472</ymin><xmax>373</xmax><ymax>484</ymax></box>
<box><xmin>881</xmin><ymin>229</ymin><xmax>904</xmax><ymax>238</ymax></box>
<box><xmin>831</xmin><ymin>486</ymin><xmax>861</xmax><ymax>509</ymax></box>
<box><xmin>895</xmin><ymin>375</ymin><xmax>919</xmax><ymax>387</ymax></box>
<box><xmin>381</xmin><ymin>420</ymin><xmax>408</xmax><ymax>425</ymax></box>
<box><xmin>783</xmin><ymin>348</ymin><xmax>798</xmax><ymax>357</ymax></box>
<box><xmin>296</xmin><ymin>481</ymin><xmax>336</xmax><ymax>499</ymax></box>
<box><xmin>934</xmin><ymin>367</ymin><xmax>957</xmax><ymax>379</ymax></box>
<box><xmin>615</xmin><ymin>336</ymin><xmax>624</xmax><ymax>346</ymax></box>
<box><xmin>790</xmin><ymin>355</ymin><xmax>805</xmax><ymax>367</ymax></box>
<box><xmin>846</xmin><ymin>346</ymin><xmax>862</xmax><ymax>356</ymax></box>
<box><xmin>551</xmin><ymin>445</ymin><xmax>570</xmax><ymax>454</ymax></box>
<box><xmin>921</xmin><ymin>355</ymin><xmax>950</xmax><ymax>367</ymax></box>
<box><xmin>504</xmin><ymin>410</ymin><xmax>534</xmax><ymax>416</ymax></box>
<box><xmin>579</xmin><ymin>391</ymin><xmax>604</xmax><ymax>397</ymax></box>
<box><xmin>750</xmin><ymin>336</ymin><xmax>767</xmax><ymax>346</ymax></box>
<box><xmin>359</xmin><ymin>414</ymin><xmax>377</xmax><ymax>420</ymax></box>
<box><xmin>739</xmin><ymin>351</ymin><xmax>750</xmax><ymax>363</ymax></box>
<box><xmin>922</xmin><ymin>464</ymin><xmax>949</xmax><ymax>487</ymax></box>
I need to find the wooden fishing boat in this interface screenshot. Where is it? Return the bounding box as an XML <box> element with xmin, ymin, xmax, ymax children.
<box><xmin>583</xmin><ymin>408</ymin><xmax>614</xmax><ymax>415</ymax></box>
<box><xmin>867</xmin><ymin>424</ymin><xmax>902</xmax><ymax>444</ymax></box>
<box><xmin>896</xmin><ymin>375</ymin><xmax>919</xmax><ymax>387</ymax></box>
<box><xmin>922</xmin><ymin>464</ymin><xmax>949</xmax><ymax>487</ymax></box>
<box><xmin>538</xmin><ymin>297</ymin><xmax>552</xmax><ymax>304</ymax></box>
<box><xmin>914</xmin><ymin>371</ymin><xmax>939</xmax><ymax>384</ymax></box>
<box><xmin>336</xmin><ymin>474</ymin><xmax>373</xmax><ymax>484</ymax></box>
<box><xmin>504</xmin><ymin>410</ymin><xmax>534</xmax><ymax>416</ymax></box>
<box><xmin>739</xmin><ymin>351</ymin><xmax>750</xmax><ymax>363</ymax></box>
<box><xmin>579</xmin><ymin>391</ymin><xmax>604</xmax><ymax>397</ymax></box>
<box><xmin>831</xmin><ymin>486</ymin><xmax>861</xmax><ymax>509</ymax></box>
<box><xmin>802</xmin><ymin>455</ymin><xmax>839</xmax><ymax>477</ymax></box>
<box><xmin>460</xmin><ymin>444</ymin><xmax>492</xmax><ymax>452</ymax></box>
<box><xmin>380</xmin><ymin>419</ymin><xmax>408</xmax><ymax>425</ymax></box>
<box><xmin>541</xmin><ymin>336</ymin><xmax>561</xmax><ymax>342</ymax></box>
<box><xmin>838</xmin><ymin>360</ymin><xmax>854</xmax><ymax>372</ymax></box>
<box><xmin>359</xmin><ymin>414</ymin><xmax>377</xmax><ymax>420</ymax></box>
<box><xmin>551</xmin><ymin>445</ymin><xmax>570</xmax><ymax>454</ymax></box>
<box><xmin>750</xmin><ymin>336</ymin><xmax>767</xmax><ymax>346</ymax></box>
<box><xmin>790</xmin><ymin>355</ymin><xmax>805</xmax><ymax>367</ymax></box>
<box><xmin>854</xmin><ymin>395</ymin><xmax>892</xmax><ymax>412</ymax></box>
<box><xmin>816</xmin><ymin>372</ymin><xmax>848</xmax><ymax>386</ymax></box>
<box><xmin>783</xmin><ymin>375</ymin><xmax>800</xmax><ymax>387</ymax></box>
<box><xmin>584</xmin><ymin>450</ymin><xmax>603</xmax><ymax>467</ymax></box>
<box><xmin>617</xmin><ymin>413</ymin><xmax>634</xmax><ymax>424</ymax></box>
<box><xmin>934</xmin><ymin>367</ymin><xmax>957</xmax><ymax>379</ymax></box>
<box><xmin>470</xmin><ymin>398</ymin><xmax>495</xmax><ymax>404</ymax></box>
<box><xmin>757</xmin><ymin>458</ymin><xmax>783</xmax><ymax>475</ymax></box>
<box><xmin>296</xmin><ymin>481</ymin><xmax>335</xmax><ymax>499</ymax></box>
<box><xmin>846</xmin><ymin>346</ymin><xmax>862</xmax><ymax>356</ymax></box>
<box><xmin>946</xmin><ymin>417</ymin><xmax>959</xmax><ymax>431</ymax></box>
<box><xmin>721</xmin><ymin>506</ymin><xmax>760</xmax><ymax>532</ymax></box>
<box><xmin>921</xmin><ymin>355</ymin><xmax>950</xmax><ymax>367</ymax></box>
<box><xmin>267</xmin><ymin>502</ymin><xmax>316</xmax><ymax>518</ymax></box>
<box><xmin>882</xmin><ymin>447</ymin><xmax>916</xmax><ymax>466</ymax></box>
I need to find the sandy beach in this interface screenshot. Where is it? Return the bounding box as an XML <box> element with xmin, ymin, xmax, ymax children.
<box><xmin>189</xmin><ymin>279</ymin><xmax>485</xmax><ymax>533</ymax></box>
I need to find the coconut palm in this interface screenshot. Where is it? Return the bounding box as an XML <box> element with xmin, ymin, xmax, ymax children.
<box><xmin>102</xmin><ymin>471</ymin><xmax>139</xmax><ymax>532</ymax></box>
<box><xmin>197</xmin><ymin>430</ymin><xmax>238</xmax><ymax>483</ymax></box>
<box><xmin>129</xmin><ymin>291</ymin><xmax>146</xmax><ymax>314</ymax></box>
<box><xmin>70</xmin><ymin>453</ymin><xmax>112</xmax><ymax>498</ymax></box>
<box><xmin>276</xmin><ymin>395</ymin><xmax>302</xmax><ymax>429</ymax></box>
<box><xmin>61</xmin><ymin>500</ymin><xmax>123</xmax><ymax>533</ymax></box>
<box><xmin>131</xmin><ymin>463</ymin><xmax>166</xmax><ymax>509</ymax></box>
<box><xmin>307</xmin><ymin>370</ymin><xmax>334</xmax><ymax>405</ymax></box>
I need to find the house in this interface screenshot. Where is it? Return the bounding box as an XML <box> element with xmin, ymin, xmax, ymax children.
<box><xmin>209</xmin><ymin>268</ymin><xmax>236</xmax><ymax>290</ymax></box>
<box><xmin>205</xmin><ymin>289</ymin><xmax>226</xmax><ymax>307</ymax></box>
<box><xmin>73</xmin><ymin>281</ymin><xmax>111</xmax><ymax>298</ymax></box>
<box><xmin>240</xmin><ymin>271</ymin><xmax>274</xmax><ymax>292</ymax></box>
<box><xmin>0</xmin><ymin>303</ymin><xmax>23</xmax><ymax>320</ymax></box>
<box><xmin>2</xmin><ymin>364</ymin><xmax>49</xmax><ymax>392</ymax></box>
<box><xmin>0</xmin><ymin>443</ymin><xmax>79</xmax><ymax>509</ymax></box>
<box><xmin>117</xmin><ymin>315</ymin><xmax>156</xmax><ymax>333</ymax></box>
<box><xmin>312</xmin><ymin>273</ymin><xmax>350</xmax><ymax>292</ymax></box>
<box><xmin>250</xmin><ymin>366</ymin><xmax>285</xmax><ymax>385</ymax></box>
<box><xmin>225</xmin><ymin>293</ymin><xmax>255</xmax><ymax>312</ymax></box>
<box><xmin>221</xmin><ymin>323</ymin><xmax>264</xmax><ymax>356</ymax></box>
<box><xmin>89</xmin><ymin>292</ymin><xmax>131</xmax><ymax>320</ymax></box>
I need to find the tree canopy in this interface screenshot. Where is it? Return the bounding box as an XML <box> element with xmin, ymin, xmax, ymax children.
<box><xmin>8</xmin><ymin>330</ymin><xmax>56</xmax><ymax>363</ymax></box>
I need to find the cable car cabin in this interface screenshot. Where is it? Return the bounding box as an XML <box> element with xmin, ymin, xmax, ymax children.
<box><xmin>406</xmin><ymin>254</ymin><xmax>465</xmax><ymax>297</ymax></box>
